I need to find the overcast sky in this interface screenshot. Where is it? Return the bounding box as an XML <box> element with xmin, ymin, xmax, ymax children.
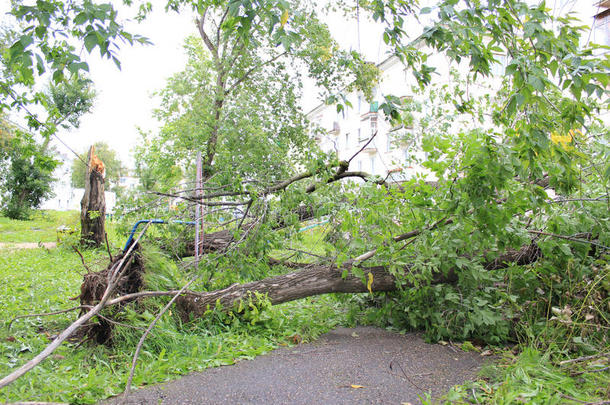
<box><xmin>41</xmin><ymin>3</ymin><xmax>389</xmax><ymax>170</ymax></box>
<box><xmin>6</xmin><ymin>1</ymin><xmax>598</xmax><ymax>170</ymax></box>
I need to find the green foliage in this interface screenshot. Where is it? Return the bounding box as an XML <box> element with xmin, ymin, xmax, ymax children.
<box><xmin>46</xmin><ymin>74</ymin><xmax>96</xmax><ymax>130</ymax></box>
<box><xmin>0</xmin><ymin>131</ymin><xmax>59</xmax><ymax>220</ymax></box>
<box><xmin>433</xmin><ymin>348</ymin><xmax>609</xmax><ymax>404</ymax></box>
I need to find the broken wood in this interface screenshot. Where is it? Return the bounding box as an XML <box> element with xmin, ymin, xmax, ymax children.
<box><xmin>80</xmin><ymin>145</ymin><xmax>106</xmax><ymax>247</ymax></box>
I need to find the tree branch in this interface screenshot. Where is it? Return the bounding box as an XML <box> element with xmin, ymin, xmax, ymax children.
<box><xmin>225</xmin><ymin>51</ymin><xmax>288</xmax><ymax>96</ymax></box>
<box><xmin>527</xmin><ymin>230</ymin><xmax>609</xmax><ymax>250</ymax></box>
<box><xmin>0</xmin><ymin>224</ymin><xmax>151</xmax><ymax>389</ymax></box>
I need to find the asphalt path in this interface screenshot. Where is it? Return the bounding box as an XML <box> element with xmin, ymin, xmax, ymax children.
<box><xmin>106</xmin><ymin>326</ymin><xmax>489</xmax><ymax>404</ymax></box>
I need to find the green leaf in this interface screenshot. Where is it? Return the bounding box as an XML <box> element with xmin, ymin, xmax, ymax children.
<box><xmin>506</xmin><ymin>95</ymin><xmax>517</xmax><ymax>116</ymax></box>
<box><xmin>19</xmin><ymin>35</ymin><xmax>34</xmax><ymax>48</ymax></box>
<box><xmin>67</xmin><ymin>61</ymin><xmax>89</xmax><ymax>74</ymax></box>
<box><xmin>84</xmin><ymin>33</ymin><xmax>98</xmax><ymax>53</ymax></box>
<box><xmin>35</xmin><ymin>53</ymin><xmax>45</xmax><ymax>75</ymax></box>
<box><xmin>528</xmin><ymin>75</ymin><xmax>545</xmax><ymax>92</ymax></box>
<box><xmin>74</xmin><ymin>12</ymin><xmax>88</xmax><ymax>26</ymax></box>
<box><xmin>52</xmin><ymin>69</ymin><xmax>64</xmax><ymax>83</ymax></box>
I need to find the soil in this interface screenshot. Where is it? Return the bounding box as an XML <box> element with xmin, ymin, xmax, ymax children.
<box><xmin>104</xmin><ymin>326</ymin><xmax>491</xmax><ymax>405</ymax></box>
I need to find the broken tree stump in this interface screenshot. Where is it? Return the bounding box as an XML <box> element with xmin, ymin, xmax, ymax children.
<box><xmin>80</xmin><ymin>145</ymin><xmax>106</xmax><ymax>247</ymax></box>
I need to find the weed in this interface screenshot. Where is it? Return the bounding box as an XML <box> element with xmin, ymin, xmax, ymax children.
<box><xmin>0</xmin><ymin>242</ymin><xmax>348</xmax><ymax>403</ymax></box>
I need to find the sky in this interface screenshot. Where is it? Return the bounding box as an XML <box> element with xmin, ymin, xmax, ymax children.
<box><xmin>52</xmin><ymin>5</ymin><xmax>196</xmax><ymax>167</ymax></box>
<box><xmin>42</xmin><ymin>3</ymin><xmax>389</xmax><ymax>170</ymax></box>
<box><xmin>8</xmin><ymin>0</ymin><xmax>600</xmax><ymax>171</ymax></box>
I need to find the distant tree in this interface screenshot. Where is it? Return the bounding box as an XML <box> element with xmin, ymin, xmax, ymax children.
<box><xmin>0</xmin><ymin>128</ymin><xmax>58</xmax><ymax>220</ymax></box>
<box><xmin>1</xmin><ymin>23</ymin><xmax>97</xmax><ymax>219</ymax></box>
<box><xmin>71</xmin><ymin>142</ymin><xmax>124</xmax><ymax>190</ymax></box>
<box><xmin>135</xmin><ymin>1</ymin><xmax>380</xmax><ymax>193</ymax></box>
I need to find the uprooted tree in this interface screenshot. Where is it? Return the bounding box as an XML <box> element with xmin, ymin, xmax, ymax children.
<box><xmin>1</xmin><ymin>0</ymin><xmax>608</xmax><ymax>394</ymax></box>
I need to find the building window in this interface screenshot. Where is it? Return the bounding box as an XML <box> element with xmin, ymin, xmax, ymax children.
<box><xmin>357</xmin><ymin>128</ymin><xmax>362</xmax><ymax>142</ymax></box>
<box><xmin>357</xmin><ymin>95</ymin><xmax>362</xmax><ymax>114</ymax></box>
<box><xmin>370</xmin><ymin>115</ymin><xmax>377</xmax><ymax>136</ymax></box>
<box><xmin>594</xmin><ymin>8</ymin><xmax>610</xmax><ymax>48</ymax></box>
<box><xmin>386</xmin><ymin>134</ymin><xmax>392</xmax><ymax>152</ymax></box>
<box><xmin>358</xmin><ymin>160</ymin><xmax>362</xmax><ymax>171</ymax></box>
<box><xmin>345</xmin><ymin>133</ymin><xmax>350</xmax><ymax>149</ymax></box>
<box><xmin>370</xmin><ymin>156</ymin><xmax>376</xmax><ymax>175</ymax></box>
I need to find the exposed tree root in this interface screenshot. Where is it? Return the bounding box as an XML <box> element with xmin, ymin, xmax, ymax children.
<box><xmin>77</xmin><ymin>245</ymin><xmax>145</xmax><ymax>343</ymax></box>
<box><xmin>79</xmin><ymin>246</ymin><xmax>145</xmax><ymax>307</ymax></box>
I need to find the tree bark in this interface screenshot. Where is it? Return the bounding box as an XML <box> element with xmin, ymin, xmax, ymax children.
<box><xmin>80</xmin><ymin>146</ymin><xmax>106</xmax><ymax>247</ymax></box>
<box><xmin>174</xmin><ymin>243</ymin><xmax>541</xmax><ymax>320</ymax></box>
<box><xmin>175</xmin><ymin>261</ymin><xmax>401</xmax><ymax>320</ymax></box>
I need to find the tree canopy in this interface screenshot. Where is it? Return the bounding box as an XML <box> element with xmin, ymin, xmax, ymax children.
<box><xmin>0</xmin><ymin>0</ymin><xmax>608</xmax><ymax>397</ymax></box>
<box><xmin>0</xmin><ymin>122</ymin><xmax>58</xmax><ymax>220</ymax></box>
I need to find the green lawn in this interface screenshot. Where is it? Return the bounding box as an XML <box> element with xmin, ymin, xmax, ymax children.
<box><xmin>0</xmin><ymin>211</ymin><xmax>80</xmax><ymax>243</ymax></box>
<box><xmin>0</xmin><ymin>213</ymin><xmax>348</xmax><ymax>403</ymax></box>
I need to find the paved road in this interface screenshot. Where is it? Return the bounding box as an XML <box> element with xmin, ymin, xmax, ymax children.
<box><xmin>107</xmin><ymin>326</ymin><xmax>488</xmax><ymax>405</ymax></box>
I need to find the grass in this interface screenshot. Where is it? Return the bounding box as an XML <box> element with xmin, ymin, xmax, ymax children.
<box><xmin>1</xmin><ymin>211</ymin><xmax>607</xmax><ymax>404</ymax></box>
<box><xmin>430</xmin><ymin>346</ymin><xmax>609</xmax><ymax>404</ymax></box>
<box><xmin>0</xmin><ymin>210</ymin><xmax>80</xmax><ymax>243</ymax></box>
<box><xmin>271</xmin><ymin>222</ymin><xmax>336</xmax><ymax>262</ymax></box>
<box><xmin>0</xmin><ymin>214</ymin><xmax>349</xmax><ymax>403</ymax></box>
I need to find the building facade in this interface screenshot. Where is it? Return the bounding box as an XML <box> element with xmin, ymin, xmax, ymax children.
<box><xmin>307</xmin><ymin>2</ymin><xmax>608</xmax><ymax>181</ymax></box>
<box><xmin>307</xmin><ymin>56</ymin><xmax>424</xmax><ymax>181</ymax></box>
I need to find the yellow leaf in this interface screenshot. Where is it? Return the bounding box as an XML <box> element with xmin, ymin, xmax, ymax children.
<box><xmin>367</xmin><ymin>272</ymin><xmax>373</xmax><ymax>294</ymax></box>
<box><xmin>280</xmin><ymin>10</ymin><xmax>289</xmax><ymax>27</ymax></box>
<box><xmin>351</xmin><ymin>384</ymin><xmax>364</xmax><ymax>389</ymax></box>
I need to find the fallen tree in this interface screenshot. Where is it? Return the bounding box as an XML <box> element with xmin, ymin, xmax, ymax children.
<box><xmin>175</xmin><ymin>242</ymin><xmax>541</xmax><ymax>320</ymax></box>
<box><xmin>76</xmin><ymin>236</ymin><xmax>542</xmax><ymax>331</ymax></box>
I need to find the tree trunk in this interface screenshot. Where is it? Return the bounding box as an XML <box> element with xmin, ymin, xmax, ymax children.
<box><xmin>80</xmin><ymin>146</ymin><xmax>106</xmax><ymax>247</ymax></box>
<box><xmin>175</xmin><ymin>243</ymin><xmax>541</xmax><ymax>320</ymax></box>
<box><xmin>180</xmin><ymin>205</ymin><xmax>317</xmax><ymax>256</ymax></box>
<box><xmin>175</xmin><ymin>261</ymin><xmax>401</xmax><ymax>320</ymax></box>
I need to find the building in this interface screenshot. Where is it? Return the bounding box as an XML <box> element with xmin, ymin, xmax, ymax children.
<box><xmin>307</xmin><ymin>2</ymin><xmax>608</xmax><ymax>181</ymax></box>
<box><xmin>592</xmin><ymin>0</ymin><xmax>610</xmax><ymax>50</ymax></box>
<box><xmin>40</xmin><ymin>154</ymin><xmax>140</xmax><ymax>212</ymax></box>
<box><xmin>308</xmin><ymin>56</ymin><xmax>422</xmax><ymax>181</ymax></box>
<box><xmin>306</xmin><ymin>52</ymin><xmax>469</xmax><ymax>182</ymax></box>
